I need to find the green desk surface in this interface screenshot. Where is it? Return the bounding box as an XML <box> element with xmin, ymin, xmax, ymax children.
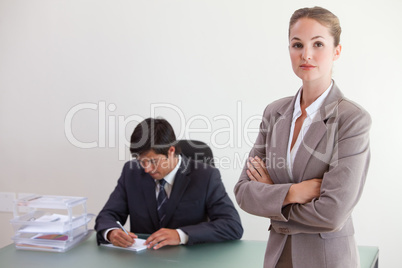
<box><xmin>0</xmin><ymin>233</ymin><xmax>378</xmax><ymax>268</ymax></box>
<box><xmin>359</xmin><ymin>245</ymin><xmax>379</xmax><ymax>268</ymax></box>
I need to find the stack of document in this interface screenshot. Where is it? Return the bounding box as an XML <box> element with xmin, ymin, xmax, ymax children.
<box><xmin>10</xmin><ymin>195</ymin><xmax>95</xmax><ymax>252</ymax></box>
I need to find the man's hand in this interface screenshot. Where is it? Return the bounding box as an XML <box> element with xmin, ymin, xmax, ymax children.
<box><xmin>107</xmin><ymin>229</ymin><xmax>138</xmax><ymax>248</ymax></box>
<box><xmin>145</xmin><ymin>228</ymin><xmax>180</xmax><ymax>250</ymax></box>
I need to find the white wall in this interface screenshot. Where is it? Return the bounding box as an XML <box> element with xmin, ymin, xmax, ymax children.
<box><xmin>1</xmin><ymin>0</ymin><xmax>401</xmax><ymax>266</ymax></box>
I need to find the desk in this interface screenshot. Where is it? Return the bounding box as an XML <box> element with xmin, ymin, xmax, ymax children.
<box><xmin>0</xmin><ymin>233</ymin><xmax>379</xmax><ymax>268</ymax></box>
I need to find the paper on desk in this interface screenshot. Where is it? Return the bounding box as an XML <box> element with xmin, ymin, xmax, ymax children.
<box><xmin>101</xmin><ymin>238</ymin><xmax>147</xmax><ymax>252</ymax></box>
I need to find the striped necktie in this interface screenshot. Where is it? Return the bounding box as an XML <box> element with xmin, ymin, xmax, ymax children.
<box><xmin>157</xmin><ymin>179</ymin><xmax>168</xmax><ymax>227</ymax></box>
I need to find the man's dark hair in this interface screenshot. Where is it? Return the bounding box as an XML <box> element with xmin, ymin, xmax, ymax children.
<box><xmin>130</xmin><ymin>118</ymin><xmax>181</xmax><ymax>157</ymax></box>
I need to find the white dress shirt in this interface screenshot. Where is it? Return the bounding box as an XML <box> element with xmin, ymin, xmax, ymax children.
<box><xmin>286</xmin><ymin>81</ymin><xmax>333</xmax><ymax>180</ymax></box>
<box><xmin>155</xmin><ymin>155</ymin><xmax>181</xmax><ymax>198</ymax></box>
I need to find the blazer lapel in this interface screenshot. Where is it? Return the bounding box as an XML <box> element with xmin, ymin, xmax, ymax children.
<box><xmin>141</xmin><ymin>173</ymin><xmax>160</xmax><ymax>230</ymax></box>
<box><xmin>292</xmin><ymin>120</ymin><xmax>327</xmax><ymax>182</ymax></box>
<box><xmin>268</xmin><ymin>93</ymin><xmax>297</xmax><ymax>183</ymax></box>
<box><xmin>162</xmin><ymin>156</ymin><xmax>191</xmax><ymax>227</ymax></box>
<box><xmin>292</xmin><ymin>82</ymin><xmax>344</xmax><ymax>181</ymax></box>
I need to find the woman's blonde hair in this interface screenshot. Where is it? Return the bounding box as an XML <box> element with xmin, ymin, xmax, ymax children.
<box><xmin>289</xmin><ymin>6</ymin><xmax>341</xmax><ymax>47</ymax></box>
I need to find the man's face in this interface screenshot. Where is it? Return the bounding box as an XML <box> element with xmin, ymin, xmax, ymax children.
<box><xmin>137</xmin><ymin>147</ymin><xmax>177</xmax><ymax>180</ymax></box>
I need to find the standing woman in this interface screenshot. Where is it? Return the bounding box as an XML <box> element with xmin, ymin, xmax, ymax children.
<box><xmin>234</xmin><ymin>7</ymin><xmax>371</xmax><ymax>268</ymax></box>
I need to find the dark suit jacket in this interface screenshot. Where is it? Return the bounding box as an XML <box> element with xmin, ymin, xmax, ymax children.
<box><xmin>235</xmin><ymin>82</ymin><xmax>371</xmax><ymax>268</ymax></box>
<box><xmin>95</xmin><ymin>155</ymin><xmax>243</xmax><ymax>245</ymax></box>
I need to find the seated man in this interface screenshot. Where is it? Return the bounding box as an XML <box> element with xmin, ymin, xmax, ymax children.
<box><xmin>95</xmin><ymin>118</ymin><xmax>243</xmax><ymax>249</ymax></box>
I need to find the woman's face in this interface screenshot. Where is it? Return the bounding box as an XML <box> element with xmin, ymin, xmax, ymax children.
<box><xmin>289</xmin><ymin>18</ymin><xmax>341</xmax><ymax>86</ymax></box>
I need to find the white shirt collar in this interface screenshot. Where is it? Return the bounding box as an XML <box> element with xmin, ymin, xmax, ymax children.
<box><xmin>157</xmin><ymin>155</ymin><xmax>181</xmax><ymax>186</ymax></box>
<box><xmin>292</xmin><ymin>80</ymin><xmax>333</xmax><ymax>119</ymax></box>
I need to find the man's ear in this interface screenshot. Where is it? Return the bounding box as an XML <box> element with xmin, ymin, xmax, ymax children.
<box><xmin>168</xmin><ymin>146</ymin><xmax>176</xmax><ymax>157</ymax></box>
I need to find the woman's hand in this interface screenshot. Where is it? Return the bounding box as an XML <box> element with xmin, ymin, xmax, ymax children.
<box><xmin>246</xmin><ymin>156</ymin><xmax>273</xmax><ymax>184</ymax></box>
<box><xmin>283</xmin><ymin>178</ymin><xmax>322</xmax><ymax>206</ymax></box>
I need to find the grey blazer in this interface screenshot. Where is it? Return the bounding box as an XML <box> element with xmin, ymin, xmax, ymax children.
<box><xmin>234</xmin><ymin>82</ymin><xmax>371</xmax><ymax>268</ymax></box>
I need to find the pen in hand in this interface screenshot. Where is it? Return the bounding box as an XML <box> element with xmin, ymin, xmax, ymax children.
<box><xmin>116</xmin><ymin>221</ymin><xmax>130</xmax><ymax>236</ymax></box>
<box><xmin>113</xmin><ymin>221</ymin><xmax>138</xmax><ymax>248</ymax></box>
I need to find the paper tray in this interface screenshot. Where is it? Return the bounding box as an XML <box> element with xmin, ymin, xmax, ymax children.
<box><xmin>12</xmin><ymin>223</ymin><xmax>89</xmax><ymax>245</ymax></box>
<box><xmin>14</xmin><ymin>195</ymin><xmax>87</xmax><ymax>210</ymax></box>
<box><xmin>11</xmin><ymin>212</ymin><xmax>95</xmax><ymax>234</ymax></box>
<box><xmin>14</xmin><ymin>230</ymin><xmax>94</xmax><ymax>252</ymax></box>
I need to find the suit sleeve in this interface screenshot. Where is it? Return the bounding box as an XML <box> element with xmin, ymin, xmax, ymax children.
<box><xmin>180</xmin><ymin>168</ymin><xmax>244</xmax><ymax>245</ymax></box>
<box><xmin>234</xmin><ymin>104</ymin><xmax>293</xmax><ymax>221</ymax></box>
<box><xmin>272</xmin><ymin>107</ymin><xmax>371</xmax><ymax>235</ymax></box>
<box><xmin>94</xmin><ymin>163</ymin><xmax>130</xmax><ymax>245</ymax></box>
